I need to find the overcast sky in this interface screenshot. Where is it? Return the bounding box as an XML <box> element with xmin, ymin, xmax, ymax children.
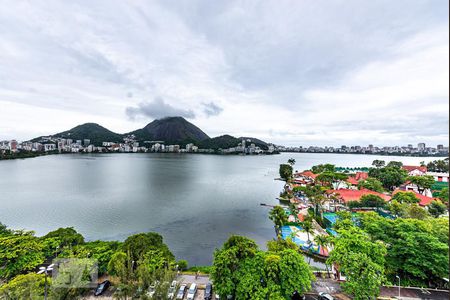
<box><xmin>0</xmin><ymin>0</ymin><xmax>448</xmax><ymax>146</ymax></box>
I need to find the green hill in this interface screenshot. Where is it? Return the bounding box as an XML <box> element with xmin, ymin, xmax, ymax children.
<box><xmin>35</xmin><ymin>123</ymin><xmax>123</xmax><ymax>146</ymax></box>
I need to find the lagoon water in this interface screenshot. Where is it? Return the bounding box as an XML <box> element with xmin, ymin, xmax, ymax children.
<box><xmin>0</xmin><ymin>152</ymin><xmax>435</xmax><ymax>265</ymax></box>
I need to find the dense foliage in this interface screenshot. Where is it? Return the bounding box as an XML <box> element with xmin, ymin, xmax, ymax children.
<box><xmin>368</xmin><ymin>164</ymin><xmax>408</xmax><ymax>190</ymax></box>
<box><xmin>328</xmin><ymin>220</ymin><xmax>386</xmax><ymax>300</ymax></box>
<box><xmin>358</xmin><ymin>212</ymin><xmax>449</xmax><ymax>287</ymax></box>
<box><xmin>357</xmin><ymin>178</ymin><xmax>384</xmax><ymax>193</ymax></box>
<box><xmin>426</xmin><ymin>159</ymin><xmax>449</xmax><ymax>172</ymax></box>
<box><xmin>279</xmin><ymin>164</ymin><xmax>293</xmax><ymax>181</ymax></box>
<box><xmin>211</xmin><ymin>236</ymin><xmax>314</xmax><ymax>300</ymax></box>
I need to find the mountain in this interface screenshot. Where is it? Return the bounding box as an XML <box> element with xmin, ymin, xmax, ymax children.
<box><xmin>33</xmin><ymin>123</ymin><xmax>123</xmax><ymax>146</ymax></box>
<box><xmin>30</xmin><ymin>117</ymin><xmax>271</xmax><ymax>150</ymax></box>
<box><xmin>128</xmin><ymin>116</ymin><xmax>210</xmax><ymax>145</ymax></box>
<box><xmin>199</xmin><ymin>135</ymin><xmax>269</xmax><ymax>150</ymax></box>
<box><xmin>199</xmin><ymin>135</ymin><xmax>240</xmax><ymax>149</ymax></box>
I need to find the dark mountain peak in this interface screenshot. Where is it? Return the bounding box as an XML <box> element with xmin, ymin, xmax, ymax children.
<box><xmin>133</xmin><ymin>116</ymin><xmax>209</xmax><ymax>143</ymax></box>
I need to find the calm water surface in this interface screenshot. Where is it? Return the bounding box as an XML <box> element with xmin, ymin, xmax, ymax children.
<box><xmin>0</xmin><ymin>152</ymin><xmax>435</xmax><ymax>265</ymax></box>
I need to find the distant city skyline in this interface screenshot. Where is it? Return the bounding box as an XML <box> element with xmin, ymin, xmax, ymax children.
<box><xmin>0</xmin><ymin>1</ymin><xmax>448</xmax><ymax>146</ymax></box>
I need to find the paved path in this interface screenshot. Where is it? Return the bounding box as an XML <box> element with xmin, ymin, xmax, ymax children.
<box><xmin>178</xmin><ymin>274</ymin><xmax>211</xmax><ymax>286</ymax></box>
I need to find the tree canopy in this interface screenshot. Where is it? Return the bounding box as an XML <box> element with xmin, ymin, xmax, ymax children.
<box><xmin>357</xmin><ymin>178</ymin><xmax>384</xmax><ymax>193</ymax></box>
<box><xmin>211</xmin><ymin>236</ymin><xmax>314</xmax><ymax>300</ymax></box>
<box><xmin>368</xmin><ymin>165</ymin><xmax>408</xmax><ymax>191</ymax></box>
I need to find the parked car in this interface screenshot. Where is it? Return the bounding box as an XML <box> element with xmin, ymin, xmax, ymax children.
<box><xmin>318</xmin><ymin>292</ymin><xmax>334</xmax><ymax>300</ymax></box>
<box><xmin>176</xmin><ymin>284</ymin><xmax>187</xmax><ymax>299</ymax></box>
<box><xmin>167</xmin><ymin>280</ymin><xmax>177</xmax><ymax>299</ymax></box>
<box><xmin>204</xmin><ymin>283</ymin><xmax>212</xmax><ymax>300</ymax></box>
<box><xmin>186</xmin><ymin>283</ymin><xmax>197</xmax><ymax>300</ymax></box>
<box><xmin>94</xmin><ymin>280</ymin><xmax>110</xmax><ymax>296</ymax></box>
<box><xmin>147</xmin><ymin>281</ymin><xmax>160</xmax><ymax>298</ymax></box>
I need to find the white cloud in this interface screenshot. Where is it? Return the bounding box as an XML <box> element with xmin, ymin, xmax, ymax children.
<box><xmin>0</xmin><ymin>0</ymin><xmax>448</xmax><ymax>146</ymax></box>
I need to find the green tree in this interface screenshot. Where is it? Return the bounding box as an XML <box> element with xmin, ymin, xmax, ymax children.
<box><xmin>314</xmin><ymin>234</ymin><xmax>332</xmax><ymax>276</ymax></box>
<box><xmin>406</xmin><ymin>204</ymin><xmax>429</xmax><ymax>220</ymax></box>
<box><xmin>386</xmin><ymin>161</ymin><xmax>403</xmax><ymax>169</ymax></box>
<box><xmin>176</xmin><ymin>260</ymin><xmax>188</xmax><ymax>271</ymax></box>
<box><xmin>372</xmin><ymin>160</ymin><xmax>385</xmax><ymax>168</ymax></box>
<box><xmin>211</xmin><ymin>235</ymin><xmax>259</xmax><ymax>299</ymax></box>
<box><xmin>359</xmin><ymin>194</ymin><xmax>385</xmax><ymax>208</ymax></box>
<box><xmin>426</xmin><ymin>159</ymin><xmax>449</xmax><ymax>172</ymax></box>
<box><xmin>311</xmin><ymin>164</ymin><xmax>335</xmax><ymax>174</ymax></box>
<box><xmin>122</xmin><ymin>232</ymin><xmax>174</xmax><ymax>263</ymax></box>
<box><xmin>279</xmin><ymin>164</ymin><xmax>293</xmax><ymax>181</ymax></box>
<box><xmin>438</xmin><ymin>187</ymin><xmax>449</xmax><ymax>205</ymax></box>
<box><xmin>108</xmin><ymin>251</ymin><xmax>128</xmax><ymax>282</ymax></box>
<box><xmin>328</xmin><ymin>226</ymin><xmax>386</xmax><ymax>299</ymax></box>
<box><xmin>315</xmin><ymin>171</ymin><xmax>348</xmax><ymax>189</ymax></box>
<box><xmin>212</xmin><ymin>236</ymin><xmax>314</xmax><ymax>300</ymax></box>
<box><xmin>269</xmin><ymin>206</ymin><xmax>288</xmax><ymax>234</ymax></box>
<box><xmin>0</xmin><ymin>232</ymin><xmax>45</xmax><ymax>279</ymax></box>
<box><xmin>287</xmin><ymin>158</ymin><xmax>296</xmax><ymax>166</ymax></box>
<box><xmin>358</xmin><ymin>214</ymin><xmax>449</xmax><ymax>286</ymax></box>
<box><xmin>357</xmin><ymin>178</ymin><xmax>384</xmax><ymax>193</ymax></box>
<box><xmin>388</xmin><ymin>200</ymin><xmax>408</xmax><ymax>218</ymax></box>
<box><xmin>0</xmin><ymin>273</ymin><xmax>46</xmax><ymax>299</ymax></box>
<box><xmin>300</xmin><ymin>217</ymin><xmax>314</xmax><ymax>243</ymax></box>
<box><xmin>42</xmin><ymin>227</ymin><xmax>85</xmax><ymax>249</ymax></box>
<box><xmin>368</xmin><ymin>166</ymin><xmax>408</xmax><ymax>190</ymax></box>
<box><xmin>428</xmin><ymin>200</ymin><xmax>447</xmax><ymax>218</ymax></box>
<box><xmin>407</xmin><ymin>175</ymin><xmax>435</xmax><ymax>194</ymax></box>
<box><xmin>391</xmin><ymin>191</ymin><xmax>420</xmax><ymax>204</ymax></box>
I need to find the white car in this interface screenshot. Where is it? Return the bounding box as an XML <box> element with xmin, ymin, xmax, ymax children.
<box><xmin>147</xmin><ymin>280</ymin><xmax>159</xmax><ymax>298</ymax></box>
<box><xmin>176</xmin><ymin>284</ymin><xmax>187</xmax><ymax>299</ymax></box>
<box><xmin>186</xmin><ymin>283</ymin><xmax>197</xmax><ymax>300</ymax></box>
<box><xmin>167</xmin><ymin>280</ymin><xmax>177</xmax><ymax>299</ymax></box>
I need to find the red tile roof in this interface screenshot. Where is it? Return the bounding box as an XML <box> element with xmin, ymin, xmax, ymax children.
<box><xmin>327</xmin><ymin>188</ymin><xmax>391</xmax><ymax>203</ymax></box>
<box><xmin>402</xmin><ymin>165</ymin><xmax>427</xmax><ymax>173</ymax></box>
<box><xmin>355</xmin><ymin>172</ymin><xmax>369</xmax><ymax>181</ymax></box>
<box><xmin>346</xmin><ymin>172</ymin><xmax>369</xmax><ymax>185</ymax></box>
<box><xmin>296</xmin><ymin>170</ymin><xmax>318</xmax><ymax>180</ymax></box>
<box><xmin>392</xmin><ymin>189</ymin><xmax>436</xmax><ymax>206</ymax></box>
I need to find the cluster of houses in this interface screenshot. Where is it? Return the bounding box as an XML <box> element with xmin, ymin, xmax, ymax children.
<box><xmin>292</xmin><ymin>165</ymin><xmax>448</xmax><ymax>213</ymax></box>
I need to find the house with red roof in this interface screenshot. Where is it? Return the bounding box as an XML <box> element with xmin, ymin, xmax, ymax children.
<box><xmin>326</xmin><ymin>188</ymin><xmax>391</xmax><ymax>204</ymax></box>
<box><xmin>402</xmin><ymin>165</ymin><xmax>427</xmax><ymax>176</ymax></box>
<box><xmin>345</xmin><ymin>172</ymin><xmax>369</xmax><ymax>186</ymax></box>
<box><xmin>392</xmin><ymin>189</ymin><xmax>436</xmax><ymax>207</ymax></box>
<box><xmin>293</xmin><ymin>170</ymin><xmax>318</xmax><ymax>185</ymax></box>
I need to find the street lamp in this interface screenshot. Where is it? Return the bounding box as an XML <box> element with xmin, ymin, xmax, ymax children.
<box><xmin>395</xmin><ymin>275</ymin><xmax>400</xmax><ymax>298</ymax></box>
<box><xmin>37</xmin><ymin>264</ymin><xmax>54</xmax><ymax>300</ymax></box>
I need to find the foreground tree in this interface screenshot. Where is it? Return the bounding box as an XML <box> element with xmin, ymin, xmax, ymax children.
<box><xmin>359</xmin><ymin>213</ymin><xmax>449</xmax><ymax>287</ymax></box>
<box><xmin>211</xmin><ymin>236</ymin><xmax>314</xmax><ymax>300</ymax></box>
<box><xmin>0</xmin><ymin>232</ymin><xmax>45</xmax><ymax>279</ymax></box>
<box><xmin>0</xmin><ymin>273</ymin><xmax>46</xmax><ymax>299</ymax></box>
<box><xmin>328</xmin><ymin>225</ymin><xmax>386</xmax><ymax>300</ymax></box>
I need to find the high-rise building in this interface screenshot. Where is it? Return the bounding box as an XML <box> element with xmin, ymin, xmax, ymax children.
<box><xmin>437</xmin><ymin>144</ymin><xmax>444</xmax><ymax>150</ymax></box>
<box><xmin>418</xmin><ymin>143</ymin><xmax>426</xmax><ymax>151</ymax></box>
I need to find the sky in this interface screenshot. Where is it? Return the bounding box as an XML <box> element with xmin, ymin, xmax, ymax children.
<box><xmin>0</xmin><ymin>0</ymin><xmax>448</xmax><ymax>147</ymax></box>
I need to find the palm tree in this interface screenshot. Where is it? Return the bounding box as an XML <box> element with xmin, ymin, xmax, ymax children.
<box><xmin>288</xmin><ymin>158</ymin><xmax>296</xmax><ymax>166</ymax></box>
<box><xmin>314</xmin><ymin>234</ymin><xmax>332</xmax><ymax>278</ymax></box>
<box><xmin>301</xmin><ymin>219</ymin><xmax>314</xmax><ymax>243</ymax></box>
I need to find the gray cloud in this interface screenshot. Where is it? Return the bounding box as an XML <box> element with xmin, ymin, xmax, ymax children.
<box><xmin>202</xmin><ymin>102</ymin><xmax>223</xmax><ymax>117</ymax></box>
<box><xmin>126</xmin><ymin>97</ymin><xmax>196</xmax><ymax>120</ymax></box>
